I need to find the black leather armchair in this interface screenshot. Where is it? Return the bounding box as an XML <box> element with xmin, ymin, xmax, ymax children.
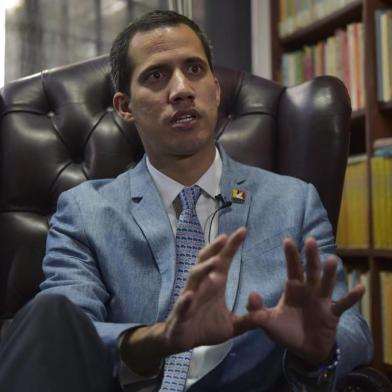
<box><xmin>0</xmin><ymin>56</ymin><xmax>391</xmax><ymax>391</ymax></box>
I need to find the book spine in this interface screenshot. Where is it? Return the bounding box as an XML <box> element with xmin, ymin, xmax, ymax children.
<box><xmin>348</xmin><ymin>23</ymin><xmax>358</xmax><ymax>110</ymax></box>
<box><xmin>387</xmin><ymin>10</ymin><xmax>392</xmax><ymax>102</ymax></box>
<box><xmin>380</xmin><ymin>271</ymin><xmax>392</xmax><ymax>364</ymax></box>
<box><xmin>360</xmin><ymin>271</ymin><xmax>372</xmax><ymax>331</ymax></box>
<box><xmin>381</xmin><ymin>11</ymin><xmax>391</xmax><ymax>102</ymax></box>
<box><xmin>342</xmin><ymin>29</ymin><xmax>351</xmax><ymax>94</ymax></box>
<box><xmin>372</xmin><ymin>157</ymin><xmax>382</xmax><ymax>248</ymax></box>
<box><xmin>375</xmin><ymin>10</ymin><xmax>384</xmax><ymax>102</ymax></box>
<box><xmin>353</xmin><ymin>23</ymin><xmax>362</xmax><ymax>109</ymax></box>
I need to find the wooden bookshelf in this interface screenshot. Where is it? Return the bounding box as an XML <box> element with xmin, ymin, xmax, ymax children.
<box><xmin>280</xmin><ymin>0</ymin><xmax>362</xmax><ymax>49</ymax></box>
<box><xmin>271</xmin><ymin>0</ymin><xmax>392</xmax><ymax>377</ymax></box>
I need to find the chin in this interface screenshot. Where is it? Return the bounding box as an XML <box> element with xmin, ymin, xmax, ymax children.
<box><xmin>171</xmin><ymin>138</ymin><xmax>214</xmax><ymax>157</ymax></box>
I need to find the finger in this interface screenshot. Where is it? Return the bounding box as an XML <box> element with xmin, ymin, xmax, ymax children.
<box><xmin>233</xmin><ymin>293</ymin><xmax>266</xmax><ymax>335</ymax></box>
<box><xmin>319</xmin><ymin>256</ymin><xmax>337</xmax><ymax>298</ymax></box>
<box><xmin>198</xmin><ymin>234</ymin><xmax>228</xmax><ymax>263</ymax></box>
<box><xmin>217</xmin><ymin>227</ymin><xmax>247</xmax><ymax>272</ymax></box>
<box><xmin>246</xmin><ymin>292</ymin><xmax>264</xmax><ymax>312</ymax></box>
<box><xmin>171</xmin><ymin>290</ymin><xmax>194</xmax><ymax>321</ymax></box>
<box><xmin>233</xmin><ymin>306</ymin><xmax>270</xmax><ymax>335</ymax></box>
<box><xmin>186</xmin><ymin>257</ymin><xmax>218</xmax><ymax>291</ymax></box>
<box><xmin>304</xmin><ymin>237</ymin><xmax>321</xmax><ymax>285</ymax></box>
<box><xmin>331</xmin><ymin>283</ymin><xmax>365</xmax><ymax>317</ymax></box>
<box><xmin>284</xmin><ymin>238</ymin><xmax>304</xmax><ymax>282</ymax></box>
<box><xmin>187</xmin><ymin>229</ymin><xmax>246</xmax><ymax>292</ymax></box>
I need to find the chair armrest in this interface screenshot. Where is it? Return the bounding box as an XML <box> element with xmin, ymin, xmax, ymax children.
<box><xmin>337</xmin><ymin>366</ymin><xmax>392</xmax><ymax>391</ymax></box>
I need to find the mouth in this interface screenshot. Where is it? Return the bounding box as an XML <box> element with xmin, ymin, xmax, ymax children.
<box><xmin>170</xmin><ymin>109</ymin><xmax>200</xmax><ymax>127</ymax></box>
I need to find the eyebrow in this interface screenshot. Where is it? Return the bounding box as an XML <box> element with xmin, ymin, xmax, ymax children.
<box><xmin>183</xmin><ymin>56</ymin><xmax>208</xmax><ymax>66</ymax></box>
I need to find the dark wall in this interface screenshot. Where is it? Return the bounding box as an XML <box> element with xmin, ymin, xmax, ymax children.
<box><xmin>193</xmin><ymin>0</ymin><xmax>251</xmax><ymax>72</ymax></box>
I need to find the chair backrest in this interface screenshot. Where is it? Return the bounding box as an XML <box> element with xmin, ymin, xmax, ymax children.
<box><xmin>0</xmin><ymin>55</ymin><xmax>351</xmax><ymax>321</ymax></box>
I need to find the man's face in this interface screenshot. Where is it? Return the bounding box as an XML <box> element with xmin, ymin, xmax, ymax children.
<box><xmin>119</xmin><ymin>24</ymin><xmax>221</xmax><ymax>166</ymax></box>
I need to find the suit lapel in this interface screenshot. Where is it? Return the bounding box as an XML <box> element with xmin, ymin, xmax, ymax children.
<box><xmin>128</xmin><ymin>157</ymin><xmax>176</xmax><ymax>321</ymax></box>
<box><xmin>218</xmin><ymin>150</ymin><xmax>252</xmax><ymax>311</ymax></box>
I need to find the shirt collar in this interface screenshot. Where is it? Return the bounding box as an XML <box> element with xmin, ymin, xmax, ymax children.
<box><xmin>146</xmin><ymin>148</ymin><xmax>222</xmax><ymax>211</ymax></box>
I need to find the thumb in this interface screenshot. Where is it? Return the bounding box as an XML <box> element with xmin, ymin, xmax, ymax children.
<box><xmin>232</xmin><ymin>293</ymin><xmax>269</xmax><ymax>335</ymax></box>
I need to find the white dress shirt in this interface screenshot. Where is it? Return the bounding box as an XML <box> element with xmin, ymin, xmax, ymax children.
<box><xmin>120</xmin><ymin>149</ymin><xmax>232</xmax><ymax>390</ymax></box>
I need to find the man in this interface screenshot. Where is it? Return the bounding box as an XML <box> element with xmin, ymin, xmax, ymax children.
<box><xmin>0</xmin><ymin>10</ymin><xmax>372</xmax><ymax>392</ymax></box>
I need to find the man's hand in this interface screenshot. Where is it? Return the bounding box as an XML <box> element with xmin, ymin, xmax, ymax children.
<box><xmin>234</xmin><ymin>237</ymin><xmax>365</xmax><ymax>368</ymax></box>
<box><xmin>161</xmin><ymin>227</ymin><xmax>247</xmax><ymax>352</ymax></box>
<box><xmin>120</xmin><ymin>227</ymin><xmax>249</xmax><ymax>375</ymax></box>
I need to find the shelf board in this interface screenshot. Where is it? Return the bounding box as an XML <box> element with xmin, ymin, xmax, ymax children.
<box><xmin>383</xmin><ymin>363</ymin><xmax>392</xmax><ymax>376</ymax></box>
<box><xmin>379</xmin><ymin>101</ymin><xmax>392</xmax><ymax>112</ymax></box>
<box><xmin>352</xmin><ymin>108</ymin><xmax>365</xmax><ymax>119</ymax></box>
<box><xmin>280</xmin><ymin>0</ymin><xmax>362</xmax><ymax>50</ymax></box>
<box><xmin>351</xmin><ymin>109</ymin><xmax>366</xmax><ymax>128</ymax></box>
<box><xmin>373</xmin><ymin>249</ymin><xmax>392</xmax><ymax>259</ymax></box>
<box><xmin>336</xmin><ymin>248</ymin><xmax>392</xmax><ymax>261</ymax></box>
<box><xmin>337</xmin><ymin>248</ymin><xmax>370</xmax><ymax>257</ymax></box>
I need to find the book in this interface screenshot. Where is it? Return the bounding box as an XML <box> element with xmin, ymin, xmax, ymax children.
<box><xmin>375</xmin><ymin>10</ymin><xmax>384</xmax><ymax>102</ymax></box>
<box><xmin>337</xmin><ymin>155</ymin><xmax>369</xmax><ymax>248</ymax></box>
<box><xmin>381</xmin><ymin>11</ymin><xmax>392</xmax><ymax>102</ymax></box>
<box><xmin>388</xmin><ymin>10</ymin><xmax>392</xmax><ymax>101</ymax></box>
<box><xmin>358</xmin><ymin>23</ymin><xmax>365</xmax><ymax>108</ymax></box>
<box><xmin>373</xmin><ymin>140</ymin><xmax>392</xmax><ymax>249</ymax></box>
<box><xmin>374</xmin><ymin>137</ymin><xmax>392</xmax><ymax>149</ymax></box>
<box><xmin>279</xmin><ymin>0</ymin><xmax>287</xmax><ymax>37</ymax></box>
<box><xmin>345</xmin><ymin>269</ymin><xmax>372</xmax><ymax>330</ymax></box>
<box><xmin>375</xmin><ymin>10</ymin><xmax>392</xmax><ymax>102</ymax></box>
<box><xmin>360</xmin><ymin>271</ymin><xmax>371</xmax><ymax>331</ymax></box>
<box><xmin>380</xmin><ymin>271</ymin><xmax>392</xmax><ymax>364</ymax></box>
<box><xmin>348</xmin><ymin>23</ymin><xmax>358</xmax><ymax>110</ymax></box>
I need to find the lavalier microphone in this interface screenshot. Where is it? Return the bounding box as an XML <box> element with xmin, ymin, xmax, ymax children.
<box><xmin>214</xmin><ymin>194</ymin><xmax>232</xmax><ymax>209</ymax></box>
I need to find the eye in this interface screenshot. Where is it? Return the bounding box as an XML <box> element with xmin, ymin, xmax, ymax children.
<box><xmin>143</xmin><ymin>69</ymin><xmax>166</xmax><ymax>84</ymax></box>
<box><xmin>188</xmin><ymin>64</ymin><xmax>203</xmax><ymax>75</ymax></box>
<box><xmin>148</xmin><ymin>71</ymin><xmax>163</xmax><ymax>81</ymax></box>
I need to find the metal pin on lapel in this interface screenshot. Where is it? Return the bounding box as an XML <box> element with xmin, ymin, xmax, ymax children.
<box><xmin>231</xmin><ymin>188</ymin><xmax>246</xmax><ymax>203</ymax></box>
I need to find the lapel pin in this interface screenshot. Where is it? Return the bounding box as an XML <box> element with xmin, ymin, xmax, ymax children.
<box><xmin>231</xmin><ymin>188</ymin><xmax>246</xmax><ymax>204</ymax></box>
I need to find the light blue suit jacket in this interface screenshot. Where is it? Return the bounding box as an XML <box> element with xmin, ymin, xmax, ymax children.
<box><xmin>40</xmin><ymin>148</ymin><xmax>372</xmax><ymax>391</ymax></box>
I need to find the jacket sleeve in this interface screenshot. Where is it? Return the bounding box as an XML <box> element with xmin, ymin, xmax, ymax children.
<box><xmin>284</xmin><ymin>182</ymin><xmax>373</xmax><ymax>391</ymax></box>
<box><xmin>38</xmin><ymin>190</ymin><xmax>141</xmax><ymax>370</ymax></box>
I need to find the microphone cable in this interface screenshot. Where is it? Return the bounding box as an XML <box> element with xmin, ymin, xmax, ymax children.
<box><xmin>205</xmin><ymin>194</ymin><xmax>232</xmax><ymax>244</ymax></box>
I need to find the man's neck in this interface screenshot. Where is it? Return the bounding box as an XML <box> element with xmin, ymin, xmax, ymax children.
<box><xmin>147</xmin><ymin>146</ymin><xmax>216</xmax><ymax>186</ymax></box>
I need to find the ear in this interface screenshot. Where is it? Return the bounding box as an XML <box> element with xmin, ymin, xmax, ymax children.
<box><xmin>214</xmin><ymin>78</ymin><xmax>221</xmax><ymax>108</ymax></box>
<box><xmin>113</xmin><ymin>92</ymin><xmax>134</xmax><ymax>122</ymax></box>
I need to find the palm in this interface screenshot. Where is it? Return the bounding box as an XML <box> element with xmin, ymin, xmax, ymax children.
<box><xmin>256</xmin><ymin>286</ymin><xmax>338</xmax><ymax>364</ymax></box>
<box><xmin>239</xmin><ymin>238</ymin><xmax>364</xmax><ymax>366</ymax></box>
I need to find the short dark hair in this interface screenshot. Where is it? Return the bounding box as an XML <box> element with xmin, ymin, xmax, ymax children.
<box><xmin>110</xmin><ymin>10</ymin><xmax>213</xmax><ymax>94</ymax></box>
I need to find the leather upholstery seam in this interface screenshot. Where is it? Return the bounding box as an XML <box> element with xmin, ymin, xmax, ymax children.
<box><xmin>47</xmin><ymin>160</ymin><xmax>78</xmax><ymax>200</ymax></box>
<box><xmin>0</xmin><ymin>108</ymin><xmax>47</xmax><ymax>117</ymax></box>
<box><xmin>81</xmin><ymin>110</ymin><xmax>107</xmax><ymax>151</ymax></box>
<box><xmin>40</xmin><ymin>71</ymin><xmax>74</xmax><ymax>155</ymax></box>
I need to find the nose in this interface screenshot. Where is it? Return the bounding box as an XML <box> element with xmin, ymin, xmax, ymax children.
<box><xmin>168</xmin><ymin>70</ymin><xmax>195</xmax><ymax>105</ymax></box>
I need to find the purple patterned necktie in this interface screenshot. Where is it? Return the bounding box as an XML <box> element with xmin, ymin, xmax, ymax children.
<box><xmin>160</xmin><ymin>185</ymin><xmax>205</xmax><ymax>392</ymax></box>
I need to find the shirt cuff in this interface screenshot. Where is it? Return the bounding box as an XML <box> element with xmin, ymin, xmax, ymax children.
<box><xmin>117</xmin><ymin>328</ymin><xmax>163</xmax><ymax>389</ymax></box>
